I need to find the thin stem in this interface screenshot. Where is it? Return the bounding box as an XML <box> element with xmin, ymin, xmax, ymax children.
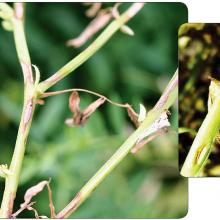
<box><xmin>56</xmin><ymin>70</ymin><xmax>178</xmax><ymax>218</ymax></box>
<box><xmin>37</xmin><ymin>3</ymin><xmax>145</xmax><ymax>93</ymax></box>
<box><xmin>0</xmin><ymin>3</ymin><xmax>36</xmax><ymax>218</ymax></box>
<box><xmin>42</xmin><ymin>88</ymin><xmax>130</xmax><ymax>108</ymax></box>
<box><xmin>181</xmin><ymin>97</ymin><xmax>220</xmax><ymax>177</ymax></box>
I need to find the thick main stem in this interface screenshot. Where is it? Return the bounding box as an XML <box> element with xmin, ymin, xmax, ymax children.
<box><xmin>0</xmin><ymin>4</ymin><xmax>36</xmax><ymax>218</ymax></box>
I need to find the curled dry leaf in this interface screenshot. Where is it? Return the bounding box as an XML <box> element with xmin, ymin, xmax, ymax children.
<box><xmin>23</xmin><ymin>181</ymin><xmax>48</xmax><ymax>205</ymax></box>
<box><xmin>26</xmin><ymin>202</ymin><xmax>40</xmax><ymax>219</ymax></box>
<box><xmin>67</xmin><ymin>2</ymin><xmax>135</xmax><ymax>48</ymax></box>
<box><xmin>67</xmin><ymin>11</ymin><xmax>112</xmax><ymax>48</ymax></box>
<box><xmin>65</xmin><ymin>91</ymin><xmax>106</xmax><ymax>127</ymax></box>
<box><xmin>127</xmin><ymin>104</ymin><xmax>147</xmax><ymax>127</ymax></box>
<box><xmin>47</xmin><ymin>180</ymin><xmax>56</xmax><ymax>218</ymax></box>
<box><xmin>127</xmin><ymin>105</ymin><xmax>139</xmax><ymax>127</ymax></box>
<box><xmin>69</xmin><ymin>91</ymin><xmax>80</xmax><ymax>114</ymax></box>
<box><xmin>12</xmin><ymin>180</ymin><xmax>56</xmax><ymax>218</ymax></box>
<box><xmin>82</xmin><ymin>97</ymin><xmax>106</xmax><ymax>121</ymax></box>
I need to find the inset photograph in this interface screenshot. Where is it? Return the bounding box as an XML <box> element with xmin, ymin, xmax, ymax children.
<box><xmin>179</xmin><ymin>23</ymin><xmax>220</xmax><ymax>177</ymax></box>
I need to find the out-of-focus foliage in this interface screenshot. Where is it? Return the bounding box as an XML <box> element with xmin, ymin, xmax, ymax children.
<box><xmin>0</xmin><ymin>3</ymin><xmax>187</xmax><ymax>218</ymax></box>
<box><xmin>179</xmin><ymin>23</ymin><xmax>220</xmax><ymax>176</ymax></box>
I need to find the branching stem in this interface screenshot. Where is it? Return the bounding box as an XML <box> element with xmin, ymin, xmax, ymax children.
<box><xmin>0</xmin><ymin>3</ymin><xmax>36</xmax><ymax>218</ymax></box>
<box><xmin>57</xmin><ymin>70</ymin><xmax>178</xmax><ymax>218</ymax></box>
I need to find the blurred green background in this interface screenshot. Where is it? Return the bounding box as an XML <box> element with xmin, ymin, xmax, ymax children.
<box><xmin>0</xmin><ymin>3</ymin><xmax>187</xmax><ymax>218</ymax></box>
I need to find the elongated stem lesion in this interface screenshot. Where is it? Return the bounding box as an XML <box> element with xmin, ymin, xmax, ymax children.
<box><xmin>0</xmin><ymin>2</ymin><xmax>145</xmax><ymax>218</ymax></box>
<box><xmin>0</xmin><ymin>3</ymin><xmax>37</xmax><ymax>218</ymax></box>
<box><xmin>181</xmin><ymin>78</ymin><xmax>220</xmax><ymax>177</ymax></box>
<box><xmin>56</xmin><ymin>70</ymin><xmax>178</xmax><ymax>218</ymax></box>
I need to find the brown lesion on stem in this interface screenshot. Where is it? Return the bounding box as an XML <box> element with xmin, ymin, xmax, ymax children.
<box><xmin>131</xmin><ymin>127</ymin><xmax>169</xmax><ymax>154</ymax></box>
<box><xmin>7</xmin><ymin>192</ymin><xmax>15</xmax><ymax>218</ymax></box>
<box><xmin>67</xmin><ymin>10</ymin><xmax>112</xmax><ymax>48</ymax></box>
<box><xmin>23</xmin><ymin>98</ymin><xmax>33</xmax><ymax>131</ymax></box>
<box><xmin>42</xmin><ymin>72</ymin><xmax>62</xmax><ymax>86</ymax></box>
<box><xmin>56</xmin><ymin>192</ymin><xmax>81</xmax><ymax>219</ymax></box>
<box><xmin>21</xmin><ymin>62</ymin><xmax>34</xmax><ymax>84</ymax></box>
<box><xmin>153</xmin><ymin>73</ymin><xmax>178</xmax><ymax>111</ymax></box>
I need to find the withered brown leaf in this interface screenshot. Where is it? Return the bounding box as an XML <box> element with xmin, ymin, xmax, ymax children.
<box><xmin>81</xmin><ymin>97</ymin><xmax>106</xmax><ymax>123</ymax></box>
<box><xmin>66</xmin><ymin>92</ymin><xmax>106</xmax><ymax>126</ymax></box>
<box><xmin>23</xmin><ymin>181</ymin><xmax>48</xmax><ymax>207</ymax></box>
<box><xmin>12</xmin><ymin>180</ymin><xmax>57</xmax><ymax>218</ymax></box>
<box><xmin>127</xmin><ymin>105</ymin><xmax>139</xmax><ymax>127</ymax></box>
<box><xmin>69</xmin><ymin>91</ymin><xmax>80</xmax><ymax>114</ymax></box>
<box><xmin>12</xmin><ymin>181</ymin><xmax>49</xmax><ymax>218</ymax></box>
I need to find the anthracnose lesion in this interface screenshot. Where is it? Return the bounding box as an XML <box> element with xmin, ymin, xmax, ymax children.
<box><xmin>23</xmin><ymin>99</ymin><xmax>33</xmax><ymax>130</ymax></box>
<box><xmin>215</xmin><ymin>133</ymin><xmax>220</xmax><ymax>144</ymax></box>
<box><xmin>193</xmin><ymin>144</ymin><xmax>209</xmax><ymax>166</ymax></box>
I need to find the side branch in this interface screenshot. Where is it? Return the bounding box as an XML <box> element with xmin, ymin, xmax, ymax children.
<box><xmin>37</xmin><ymin>3</ymin><xmax>145</xmax><ymax>93</ymax></box>
<box><xmin>56</xmin><ymin>70</ymin><xmax>178</xmax><ymax>218</ymax></box>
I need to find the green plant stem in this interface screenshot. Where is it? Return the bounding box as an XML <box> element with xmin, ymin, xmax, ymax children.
<box><xmin>0</xmin><ymin>3</ymin><xmax>145</xmax><ymax>217</ymax></box>
<box><xmin>57</xmin><ymin>70</ymin><xmax>178</xmax><ymax>218</ymax></box>
<box><xmin>38</xmin><ymin>3</ymin><xmax>145</xmax><ymax>93</ymax></box>
<box><xmin>181</xmin><ymin>97</ymin><xmax>220</xmax><ymax>177</ymax></box>
<box><xmin>0</xmin><ymin>3</ymin><xmax>36</xmax><ymax>218</ymax></box>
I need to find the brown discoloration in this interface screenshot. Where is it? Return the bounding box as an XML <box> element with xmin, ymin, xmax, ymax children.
<box><xmin>154</xmin><ymin>74</ymin><xmax>178</xmax><ymax>111</ymax></box>
<box><xmin>127</xmin><ymin>105</ymin><xmax>139</xmax><ymax>127</ymax></box>
<box><xmin>8</xmin><ymin>192</ymin><xmax>16</xmax><ymax>218</ymax></box>
<box><xmin>131</xmin><ymin>127</ymin><xmax>168</xmax><ymax>154</ymax></box>
<box><xmin>125</xmin><ymin>3</ymin><xmax>144</xmax><ymax>19</ymax></box>
<box><xmin>66</xmin><ymin>91</ymin><xmax>106</xmax><ymax>127</ymax></box>
<box><xmin>56</xmin><ymin>192</ymin><xmax>81</xmax><ymax>218</ymax></box>
<box><xmin>46</xmin><ymin>182</ymin><xmax>56</xmax><ymax>218</ymax></box>
<box><xmin>23</xmin><ymin>99</ymin><xmax>33</xmax><ymax>130</ymax></box>
<box><xmin>44</xmin><ymin>72</ymin><xmax>62</xmax><ymax>84</ymax></box>
<box><xmin>21</xmin><ymin>62</ymin><xmax>34</xmax><ymax>84</ymax></box>
<box><xmin>36</xmin><ymin>99</ymin><xmax>45</xmax><ymax>105</ymax></box>
<box><xmin>67</xmin><ymin>11</ymin><xmax>112</xmax><ymax>48</ymax></box>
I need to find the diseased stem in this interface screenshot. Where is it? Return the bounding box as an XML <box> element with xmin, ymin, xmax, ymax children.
<box><xmin>38</xmin><ymin>3</ymin><xmax>145</xmax><ymax>93</ymax></box>
<box><xmin>181</xmin><ymin>80</ymin><xmax>220</xmax><ymax>177</ymax></box>
<box><xmin>0</xmin><ymin>3</ymin><xmax>145</xmax><ymax>217</ymax></box>
<box><xmin>0</xmin><ymin>3</ymin><xmax>36</xmax><ymax>218</ymax></box>
<box><xmin>57</xmin><ymin>70</ymin><xmax>178</xmax><ymax>218</ymax></box>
